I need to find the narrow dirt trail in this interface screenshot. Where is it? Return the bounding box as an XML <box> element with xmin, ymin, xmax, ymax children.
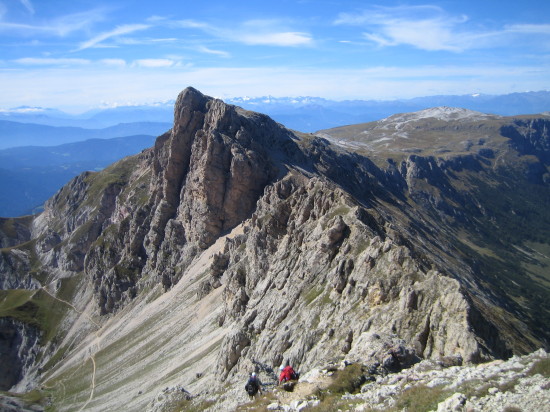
<box><xmin>39</xmin><ymin>284</ymin><xmax>101</xmax><ymax>329</ymax></box>
<box><xmin>39</xmin><ymin>283</ymin><xmax>102</xmax><ymax>410</ymax></box>
<box><xmin>78</xmin><ymin>355</ymin><xmax>97</xmax><ymax>412</ymax></box>
<box><xmin>41</xmin><ymin>224</ymin><xmax>245</xmax><ymax>411</ymax></box>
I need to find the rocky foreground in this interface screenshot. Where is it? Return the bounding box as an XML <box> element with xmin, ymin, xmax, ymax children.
<box><xmin>147</xmin><ymin>349</ymin><xmax>548</xmax><ymax>411</ymax></box>
<box><xmin>1</xmin><ymin>349</ymin><xmax>548</xmax><ymax>411</ymax></box>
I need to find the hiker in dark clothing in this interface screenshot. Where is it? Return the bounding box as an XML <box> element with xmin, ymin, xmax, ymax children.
<box><xmin>245</xmin><ymin>372</ymin><xmax>262</xmax><ymax>398</ymax></box>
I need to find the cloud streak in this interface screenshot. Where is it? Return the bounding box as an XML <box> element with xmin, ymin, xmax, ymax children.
<box><xmin>0</xmin><ymin>8</ymin><xmax>107</xmax><ymax>37</ymax></box>
<box><xmin>14</xmin><ymin>57</ymin><xmax>91</xmax><ymax>65</ymax></box>
<box><xmin>76</xmin><ymin>23</ymin><xmax>151</xmax><ymax>50</ymax></box>
<box><xmin>335</xmin><ymin>5</ymin><xmax>550</xmax><ymax>52</ymax></box>
<box><xmin>19</xmin><ymin>0</ymin><xmax>35</xmax><ymax>14</ymax></box>
<box><xmin>197</xmin><ymin>46</ymin><xmax>230</xmax><ymax>58</ymax></box>
<box><xmin>335</xmin><ymin>5</ymin><xmax>470</xmax><ymax>52</ymax></box>
<box><xmin>505</xmin><ymin>24</ymin><xmax>550</xmax><ymax>35</ymax></box>
<box><xmin>100</xmin><ymin>58</ymin><xmax>127</xmax><ymax>67</ymax></box>
<box><xmin>177</xmin><ymin>19</ymin><xmax>313</xmax><ymax>47</ymax></box>
<box><xmin>132</xmin><ymin>58</ymin><xmax>176</xmax><ymax>68</ymax></box>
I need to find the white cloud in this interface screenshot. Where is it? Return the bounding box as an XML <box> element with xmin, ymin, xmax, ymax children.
<box><xmin>335</xmin><ymin>5</ymin><xmax>444</xmax><ymax>26</ymax></box>
<box><xmin>368</xmin><ymin>17</ymin><xmax>466</xmax><ymax>52</ymax></box>
<box><xmin>100</xmin><ymin>58</ymin><xmax>126</xmax><ymax>67</ymax></box>
<box><xmin>14</xmin><ymin>57</ymin><xmax>90</xmax><ymax>65</ymax></box>
<box><xmin>76</xmin><ymin>24</ymin><xmax>150</xmax><ymax>50</ymax></box>
<box><xmin>177</xmin><ymin>20</ymin><xmax>209</xmax><ymax>30</ymax></box>
<box><xmin>116</xmin><ymin>37</ymin><xmax>178</xmax><ymax>46</ymax></box>
<box><xmin>0</xmin><ymin>9</ymin><xmax>107</xmax><ymax>37</ymax></box>
<box><xmin>505</xmin><ymin>24</ymin><xmax>550</xmax><ymax>35</ymax></box>
<box><xmin>176</xmin><ymin>18</ymin><xmax>313</xmax><ymax>47</ymax></box>
<box><xmin>238</xmin><ymin>31</ymin><xmax>312</xmax><ymax>47</ymax></box>
<box><xmin>197</xmin><ymin>46</ymin><xmax>230</xmax><ymax>58</ymax></box>
<box><xmin>132</xmin><ymin>59</ymin><xmax>175</xmax><ymax>68</ymax></box>
<box><xmin>151</xmin><ymin>38</ymin><xmax>178</xmax><ymax>43</ymax></box>
<box><xmin>335</xmin><ymin>5</ymin><xmax>550</xmax><ymax>53</ymax></box>
<box><xmin>336</xmin><ymin>5</ymin><xmax>468</xmax><ymax>52</ymax></box>
<box><xmin>146</xmin><ymin>15</ymin><xmax>168</xmax><ymax>23</ymax></box>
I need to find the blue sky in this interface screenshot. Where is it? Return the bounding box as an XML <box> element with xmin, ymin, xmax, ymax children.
<box><xmin>0</xmin><ymin>0</ymin><xmax>549</xmax><ymax>112</ymax></box>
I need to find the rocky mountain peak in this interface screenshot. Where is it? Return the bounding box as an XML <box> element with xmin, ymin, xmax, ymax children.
<box><xmin>148</xmin><ymin>87</ymin><xmax>295</xmax><ymax>253</ymax></box>
<box><xmin>172</xmin><ymin>86</ymin><xmax>209</xmax><ymax>131</ymax></box>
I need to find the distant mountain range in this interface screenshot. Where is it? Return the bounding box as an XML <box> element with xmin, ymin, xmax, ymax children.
<box><xmin>1</xmin><ymin>91</ymin><xmax>548</xmax><ymax>134</ymax></box>
<box><xmin>0</xmin><ymin>121</ymin><xmax>170</xmax><ymax>149</ymax></box>
<box><xmin>0</xmin><ymin>105</ymin><xmax>174</xmax><ymax>128</ymax></box>
<box><xmin>227</xmin><ymin>91</ymin><xmax>550</xmax><ymax>131</ymax></box>
<box><xmin>0</xmin><ymin>90</ymin><xmax>547</xmax><ymax>216</ymax></box>
<box><xmin>0</xmin><ymin>135</ymin><xmax>156</xmax><ymax>216</ymax></box>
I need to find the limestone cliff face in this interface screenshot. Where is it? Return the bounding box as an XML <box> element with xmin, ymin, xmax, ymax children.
<box><xmin>212</xmin><ymin>175</ymin><xmax>503</xmax><ymax>381</ymax></box>
<box><xmin>0</xmin><ymin>88</ymin><xmax>548</xmax><ymax>410</ymax></box>
<box><xmin>141</xmin><ymin>87</ymin><xmax>298</xmax><ymax>288</ymax></box>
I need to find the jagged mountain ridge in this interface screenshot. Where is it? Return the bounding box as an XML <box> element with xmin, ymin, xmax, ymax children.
<box><xmin>0</xmin><ymin>87</ymin><xmax>549</xmax><ymax>411</ymax></box>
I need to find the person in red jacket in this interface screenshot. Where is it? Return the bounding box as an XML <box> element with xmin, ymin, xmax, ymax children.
<box><xmin>278</xmin><ymin>365</ymin><xmax>297</xmax><ymax>384</ymax></box>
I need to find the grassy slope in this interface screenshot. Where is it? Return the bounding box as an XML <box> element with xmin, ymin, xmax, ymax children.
<box><xmin>321</xmin><ymin>114</ymin><xmax>550</xmax><ymax>349</ymax></box>
<box><xmin>0</xmin><ymin>275</ymin><xmax>82</xmax><ymax>345</ymax></box>
<box><xmin>454</xmin><ymin>166</ymin><xmax>550</xmax><ymax>346</ymax></box>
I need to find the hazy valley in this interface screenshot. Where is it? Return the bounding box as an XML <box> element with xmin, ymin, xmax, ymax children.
<box><xmin>2</xmin><ymin>91</ymin><xmax>549</xmax><ymax>219</ymax></box>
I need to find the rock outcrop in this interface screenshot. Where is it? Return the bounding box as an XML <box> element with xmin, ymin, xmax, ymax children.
<box><xmin>213</xmin><ymin>175</ymin><xmax>495</xmax><ymax>382</ymax></box>
<box><xmin>235</xmin><ymin>349</ymin><xmax>549</xmax><ymax>412</ymax></box>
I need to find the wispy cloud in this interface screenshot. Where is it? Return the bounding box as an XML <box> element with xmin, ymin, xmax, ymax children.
<box><xmin>505</xmin><ymin>24</ymin><xmax>550</xmax><ymax>35</ymax></box>
<box><xmin>100</xmin><ymin>58</ymin><xmax>126</xmax><ymax>67</ymax></box>
<box><xmin>132</xmin><ymin>58</ymin><xmax>176</xmax><ymax>68</ymax></box>
<box><xmin>0</xmin><ymin>8</ymin><xmax>107</xmax><ymax>37</ymax></box>
<box><xmin>14</xmin><ymin>57</ymin><xmax>91</xmax><ymax>65</ymax></box>
<box><xmin>198</xmin><ymin>46</ymin><xmax>230</xmax><ymax>58</ymax></box>
<box><xmin>238</xmin><ymin>31</ymin><xmax>312</xmax><ymax>47</ymax></box>
<box><xmin>117</xmin><ymin>37</ymin><xmax>178</xmax><ymax>46</ymax></box>
<box><xmin>335</xmin><ymin>5</ymin><xmax>468</xmax><ymax>52</ymax></box>
<box><xmin>177</xmin><ymin>19</ymin><xmax>313</xmax><ymax>47</ymax></box>
<box><xmin>335</xmin><ymin>5</ymin><xmax>550</xmax><ymax>53</ymax></box>
<box><xmin>76</xmin><ymin>24</ymin><xmax>151</xmax><ymax>51</ymax></box>
<box><xmin>13</xmin><ymin>57</ymin><xmax>184</xmax><ymax>69</ymax></box>
<box><xmin>19</xmin><ymin>0</ymin><xmax>34</xmax><ymax>14</ymax></box>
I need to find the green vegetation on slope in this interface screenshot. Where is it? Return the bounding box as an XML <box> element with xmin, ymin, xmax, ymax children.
<box><xmin>82</xmin><ymin>155</ymin><xmax>140</xmax><ymax>208</ymax></box>
<box><xmin>454</xmin><ymin>165</ymin><xmax>550</xmax><ymax>347</ymax></box>
<box><xmin>0</xmin><ymin>286</ymin><xmax>74</xmax><ymax>344</ymax></box>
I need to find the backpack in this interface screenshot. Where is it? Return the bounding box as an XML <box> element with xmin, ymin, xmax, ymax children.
<box><xmin>282</xmin><ymin>381</ymin><xmax>295</xmax><ymax>392</ymax></box>
<box><xmin>245</xmin><ymin>380</ymin><xmax>258</xmax><ymax>396</ymax></box>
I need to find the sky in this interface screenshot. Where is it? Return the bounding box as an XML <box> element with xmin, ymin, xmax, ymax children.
<box><xmin>0</xmin><ymin>0</ymin><xmax>549</xmax><ymax>112</ymax></box>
